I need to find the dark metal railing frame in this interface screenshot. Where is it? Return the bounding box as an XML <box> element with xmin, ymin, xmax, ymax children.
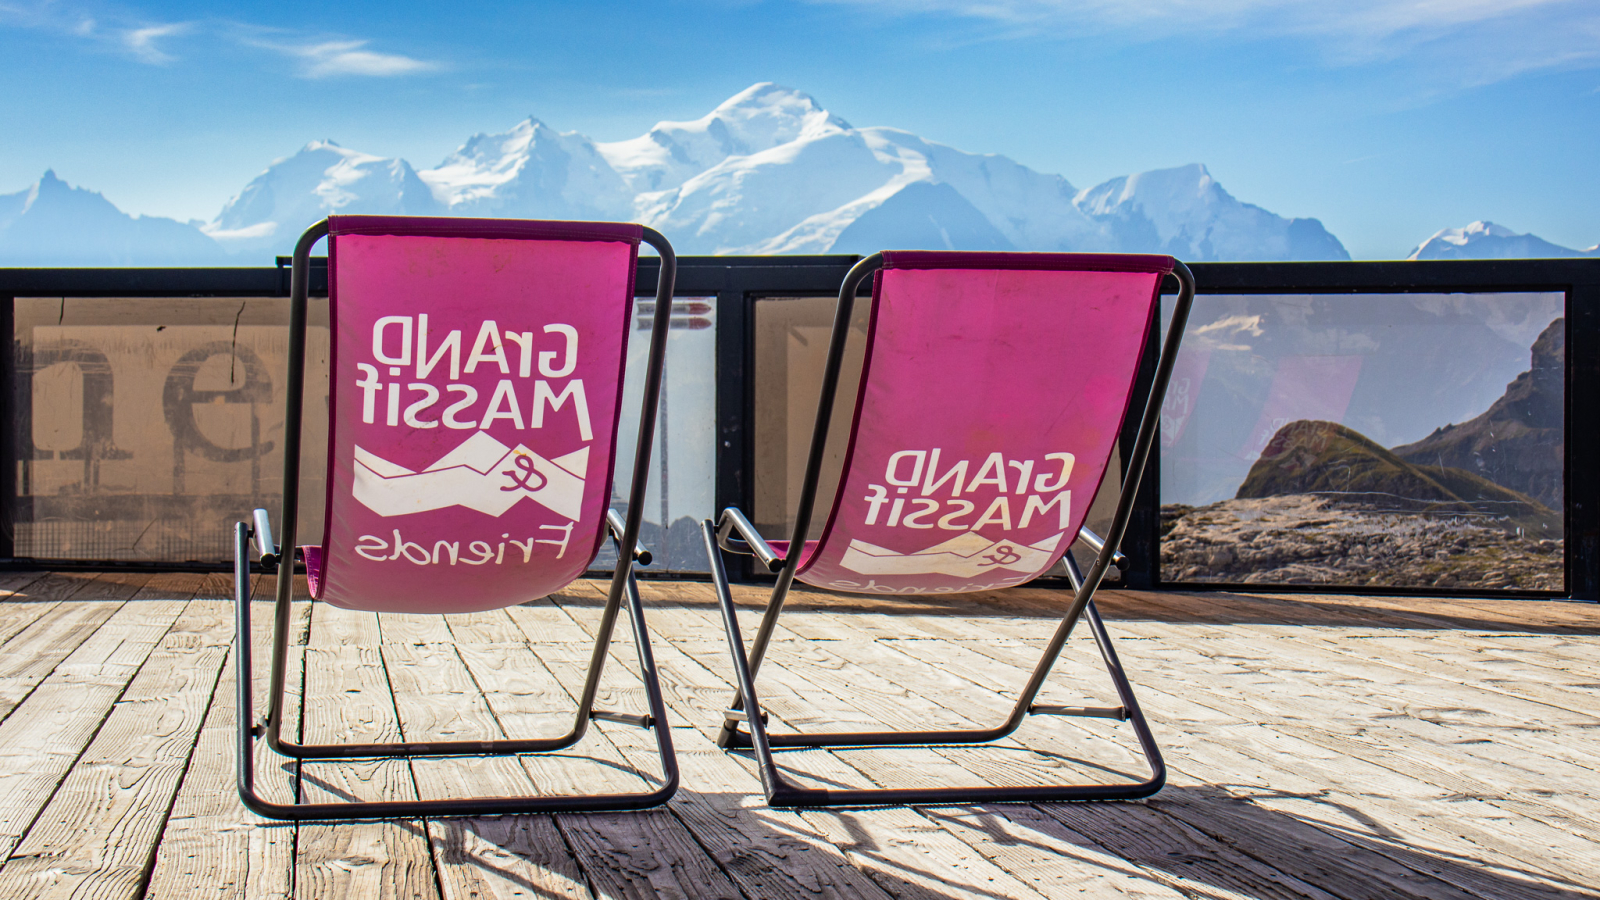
<box><xmin>3</xmin><ymin>256</ymin><xmax>1597</xmax><ymax>601</ymax></box>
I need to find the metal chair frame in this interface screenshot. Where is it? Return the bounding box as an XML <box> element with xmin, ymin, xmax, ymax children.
<box><xmin>234</xmin><ymin>218</ymin><xmax>680</xmax><ymax>820</ymax></box>
<box><xmin>706</xmin><ymin>252</ymin><xmax>1195</xmax><ymax>807</ymax></box>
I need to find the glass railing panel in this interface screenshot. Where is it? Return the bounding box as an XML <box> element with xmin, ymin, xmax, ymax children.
<box><xmin>10</xmin><ymin>296</ymin><xmax>329</xmax><ymax>562</ymax></box>
<box><xmin>597</xmin><ymin>296</ymin><xmax>717</xmax><ymax>574</ymax></box>
<box><xmin>1159</xmin><ymin>291</ymin><xmax>1565</xmax><ymax>591</ymax></box>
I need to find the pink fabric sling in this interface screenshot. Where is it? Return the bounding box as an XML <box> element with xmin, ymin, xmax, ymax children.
<box><xmin>304</xmin><ymin>216</ymin><xmax>640</xmax><ymax>613</ymax></box>
<box><xmin>786</xmin><ymin>251</ymin><xmax>1172</xmax><ymax>595</ymax></box>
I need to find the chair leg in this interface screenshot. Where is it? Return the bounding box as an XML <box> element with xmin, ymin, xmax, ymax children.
<box><xmin>702</xmin><ymin>519</ymin><xmax>1164</xmax><ymax>807</ymax></box>
<box><xmin>234</xmin><ymin>522</ymin><xmax>679</xmax><ymax>820</ymax></box>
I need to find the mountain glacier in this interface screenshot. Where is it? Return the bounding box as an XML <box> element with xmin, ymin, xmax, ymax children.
<box><xmin>1</xmin><ymin>83</ymin><xmax>1586</xmax><ymax>266</ymax></box>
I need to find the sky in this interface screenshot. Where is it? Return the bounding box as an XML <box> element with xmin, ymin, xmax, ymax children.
<box><xmin>1</xmin><ymin>0</ymin><xmax>1597</xmax><ymax>260</ymax></box>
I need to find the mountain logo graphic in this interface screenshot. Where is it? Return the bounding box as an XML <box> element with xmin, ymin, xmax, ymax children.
<box><xmin>839</xmin><ymin>531</ymin><xmax>1063</xmax><ymax>579</ymax></box>
<box><xmin>353</xmin><ymin>432</ymin><xmax>587</xmax><ymax>520</ymax></box>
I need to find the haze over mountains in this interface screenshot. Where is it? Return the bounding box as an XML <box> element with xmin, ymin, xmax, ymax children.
<box><xmin>0</xmin><ymin>84</ymin><xmax>1593</xmax><ymax>265</ymax></box>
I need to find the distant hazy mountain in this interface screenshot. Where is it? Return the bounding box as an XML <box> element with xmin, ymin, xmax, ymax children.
<box><xmin>207</xmin><ymin>141</ymin><xmax>440</xmax><ymax>258</ymax></box>
<box><xmin>1075</xmin><ymin>164</ymin><xmax>1349</xmax><ymax>262</ymax></box>
<box><xmin>1408</xmin><ymin>221</ymin><xmax>1597</xmax><ymax>260</ymax></box>
<box><xmin>0</xmin><ymin>171</ymin><xmax>225</xmax><ymax>266</ymax></box>
<box><xmin>0</xmin><ymin>83</ymin><xmax>1362</xmax><ymax>265</ymax></box>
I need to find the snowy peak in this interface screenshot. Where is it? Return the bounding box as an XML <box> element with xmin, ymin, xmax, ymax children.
<box><xmin>1407</xmin><ymin>221</ymin><xmax>1596</xmax><ymax>260</ymax></box>
<box><xmin>208</xmin><ymin>141</ymin><xmax>438</xmax><ymax>254</ymax></box>
<box><xmin>421</xmin><ymin>117</ymin><xmax>632</xmax><ymax>221</ymax></box>
<box><xmin>699</xmin><ymin>82</ymin><xmax>850</xmax><ymax>151</ymax></box>
<box><xmin>1074</xmin><ymin>164</ymin><xmax>1348</xmax><ymax>261</ymax></box>
<box><xmin>598</xmin><ymin>83</ymin><xmax>849</xmax><ymax>194</ymax></box>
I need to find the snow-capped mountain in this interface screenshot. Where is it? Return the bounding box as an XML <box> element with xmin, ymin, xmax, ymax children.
<box><xmin>1407</xmin><ymin>221</ymin><xmax>1597</xmax><ymax>260</ymax></box>
<box><xmin>54</xmin><ymin>83</ymin><xmax>1600</xmax><ymax>266</ymax></box>
<box><xmin>598</xmin><ymin>83</ymin><xmax>853</xmax><ymax>196</ymax></box>
<box><xmin>0</xmin><ymin>171</ymin><xmax>225</xmax><ymax>266</ymax></box>
<box><xmin>1075</xmin><ymin>164</ymin><xmax>1349</xmax><ymax>262</ymax></box>
<box><xmin>200</xmin><ymin>84</ymin><xmax>1346</xmax><ymax>261</ymax></box>
<box><xmin>208</xmin><ymin>141</ymin><xmax>440</xmax><ymax>257</ymax></box>
<box><xmin>422</xmin><ymin>118</ymin><xmax>634</xmax><ymax>222</ymax></box>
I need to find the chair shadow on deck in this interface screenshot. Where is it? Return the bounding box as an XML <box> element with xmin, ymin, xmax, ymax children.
<box><xmin>915</xmin><ymin>783</ymin><xmax>1597</xmax><ymax>900</ymax></box>
<box><xmin>283</xmin><ymin>757</ymin><xmax>1596</xmax><ymax>900</ymax></box>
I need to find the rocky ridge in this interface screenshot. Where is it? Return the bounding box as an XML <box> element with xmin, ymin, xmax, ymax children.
<box><xmin>1392</xmin><ymin>317</ymin><xmax>1564</xmax><ymax>509</ymax></box>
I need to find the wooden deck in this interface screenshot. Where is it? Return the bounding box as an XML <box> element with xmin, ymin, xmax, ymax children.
<box><xmin>0</xmin><ymin>570</ymin><xmax>1593</xmax><ymax>899</ymax></box>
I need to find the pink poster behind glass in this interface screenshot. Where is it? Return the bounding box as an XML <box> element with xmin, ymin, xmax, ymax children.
<box><xmin>318</xmin><ymin>233</ymin><xmax>633</xmax><ymax>613</ymax></box>
<box><xmin>797</xmin><ymin>264</ymin><xmax>1162</xmax><ymax>595</ymax></box>
<box><xmin>1239</xmin><ymin>355</ymin><xmax>1364</xmax><ymax>461</ymax></box>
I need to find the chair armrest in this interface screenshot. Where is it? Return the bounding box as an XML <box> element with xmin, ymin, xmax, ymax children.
<box><xmin>251</xmin><ymin>509</ymin><xmax>280</xmax><ymax>571</ymax></box>
<box><xmin>1076</xmin><ymin>525</ymin><xmax>1129</xmax><ymax>574</ymax></box>
<box><xmin>716</xmin><ymin>508</ymin><xmax>785</xmax><ymax>574</ymax></box>
<box><xmin>607</xmin><ymin>509</ymin><xmax>653</xmax><ymax>566</ymax></box>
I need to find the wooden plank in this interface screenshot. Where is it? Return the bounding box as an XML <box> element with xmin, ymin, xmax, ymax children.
<box><xmin>939</xmin><ymin>733</ymin><xmax>1558</xmax><ymax>900</ymax></box>
<box><xmin>0</xmin><ymin>572</ymin><xmax>59</xmax><ymax>646</ymax></box>
<box><xmin>638</xmin><ymin>584</ymin><xmax>934</xmax><ymax>740</ymax></box>
<box><xmin>665</xmin><ymin>612</ymin><xmax>1213</xmax><ymax>900</ymax></box>
<box><xmin>0</xmin><ymin>599</ymin><xmax>229</xmax><ymax>900</ymax></box>
<box><xmin>915</xmin><ymin>804</ymin><xmax>1194</xmax><ymax>900</ymax></box>
<box><xmin>1123</xmin><ymin>620</ymin><xmax>1600</xmax><ymax>782</ymax></box>
<box><xmin>782</xmin><ymin>749</ymin><xmax>1061</xmax><ymax>900</ymax></box>
<box><xmin>0</xmin><ymin>573</ymin><xmax>1595</xmax><ymax>898</ymax></box>
<box><xmin>378</xmin><ymin>613</ymin><xmax>591</xmax><ymax>900</ymax></box>
<box><xmin>942</xmin><ymin>620</ymin><xmax>1600</xmax><ymax>889</ymax></box>
<box><xmin>0</xmin><ymin>580</ymin><xmax>194</xmax><ymax>858</ymax></box>
<box><xmin>607</xmin><ymin>725</ymin><xmax>901</xmax><ymax>900</ymax></box>
<box><xmin>143</xmin><ymin>654</ymin><xmax>295</xmax><ymax>900</ymax></box>
<box><xmin>295</xmin><ymin>602</ymin><xmax>439</xmax><ymax>900</ymax></box>
<box><xmin>139</xmin><ymin>572</ymin><xmax>302</xmax><ymax>900</ymax></box>
<box><xmin>1291</xmin><ymin>628</ymin><xmax>1600</xmax><ymax>720</ymax></box>
<box><xmin>463</xmin><ymin>603</ymin><xmax>752</xmax><ymax>900</ymax></box>
<box><xmin>0</xmin><ymin>573</ymin><xmax>153</xmax><ymax>715</ymax></box>
<box><xmin>833</xmin><ymin>743</ymin><xmax>1332</xmax><ymax>900</ymax></box>
<box><xmin>0</xmin><ymin>571</ymin><xmax>49</xmax><ymax>597</ymax></box>
<box><xmin>427</xmin><ymin>817</ymin><xmax>591</xmax><ymax>900</ymax></box>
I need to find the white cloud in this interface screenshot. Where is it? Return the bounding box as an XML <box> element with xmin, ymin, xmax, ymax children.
<box><xmin>814</xmin><ymin>0</ymin><xmax>1600</xmax><ymax>81</ymax></box>
<box><xmin>268</xmin><ymin>38</ymin><xmax>440</xmax><ymax>78</ymax></box>
<box><xmin>122</xmin><ymin>22</ymin><xmax>191</xmax><ymax>64</ymax></box>
<box><xmin>815</xmin><ymin>0</ymin><xmax>1579</xmax><ymax>36</ymax></box>
<box><xmin>0</xmin><ymin>5</ymin><xmax>441</xmax><ymax>78</ymax></box>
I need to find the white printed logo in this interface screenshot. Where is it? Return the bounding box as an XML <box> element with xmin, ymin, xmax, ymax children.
<box><xmin>839</xmin><ymin>531</ymin><xmax>1063</xmax><ymax>578</ymax></box>
<box><xmin>353</xmin><ymin>431</ymin><xmax>587</xmax><ymax>520</ymax></box>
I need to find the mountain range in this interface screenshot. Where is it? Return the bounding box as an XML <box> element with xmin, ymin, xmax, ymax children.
<box><xmin>0</xmin><ymin>83</ymin><xmax>1593</xmax><ymax>266</ymax></box>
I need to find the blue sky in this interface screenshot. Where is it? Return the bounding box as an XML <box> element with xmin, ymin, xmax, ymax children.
<box><xmin>2</xmin><ymin>0</ymin><xmax>1596</xmax><ymax>259</ymax></box>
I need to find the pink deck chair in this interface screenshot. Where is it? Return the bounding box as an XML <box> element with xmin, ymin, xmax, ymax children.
<box><xmin>234</xmin><ymin>215</ymin><xmax>679</xmax><ymax>819</ymax></box>
<box><xmin>707</xmin><ymin>251</ymin><xmax>1195</xmax><ymax>807</ymax></box>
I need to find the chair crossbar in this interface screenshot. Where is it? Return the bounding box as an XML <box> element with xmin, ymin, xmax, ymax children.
<box><xmin>705</xmin><ymin>521</ymin><xmax>1164</xmax><ymax>806</ymax></box>
<box><xmin>235</xmin><ymin>523</ymin><xmax>679</xmax><ymax>819</ymax></box>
